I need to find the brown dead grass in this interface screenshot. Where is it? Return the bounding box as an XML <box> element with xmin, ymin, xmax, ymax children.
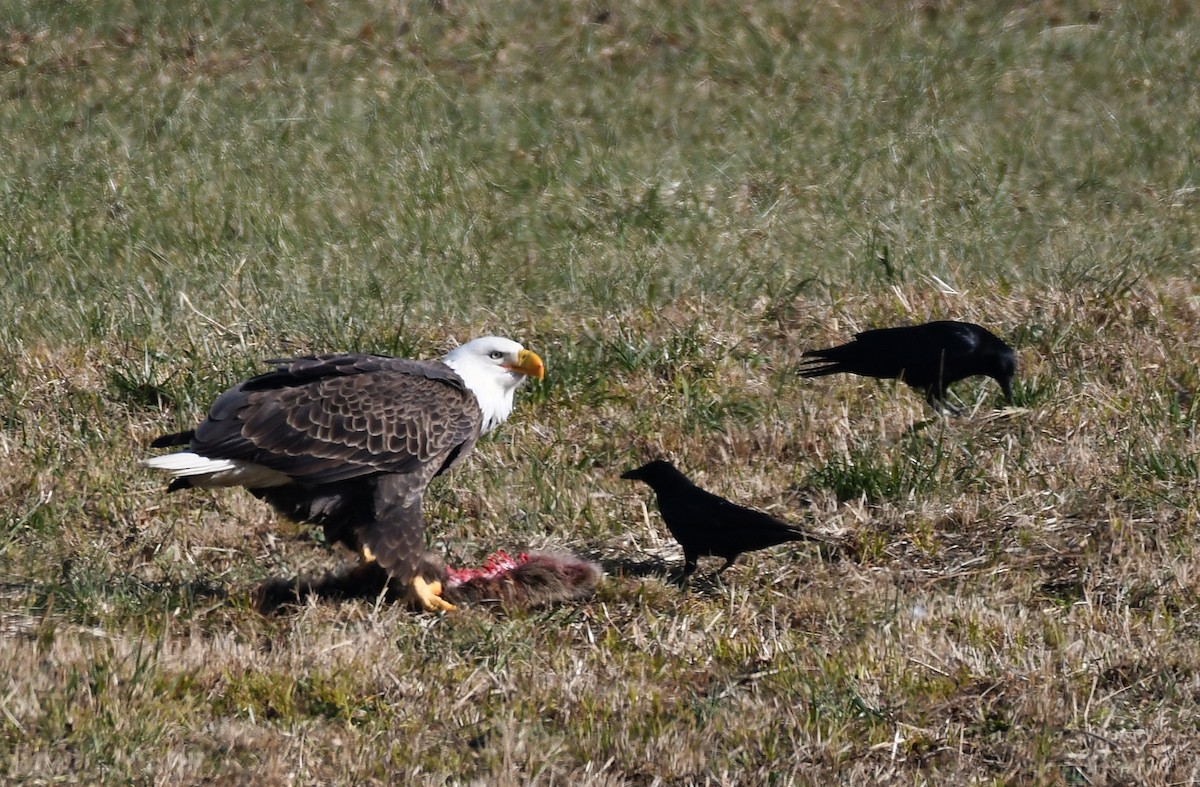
<box><xmin>2</xmin><ymin>279</ymin><xmax>1199</xmax><ymax>784</ymax></box>
<box><xmin>3</xmin><ymin>0</ymin><xmax>1200</xmax><ymax>780</ymax></box>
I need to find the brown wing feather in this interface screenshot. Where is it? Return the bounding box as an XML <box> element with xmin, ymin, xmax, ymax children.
<box><xmin>189</xmin><ymin>354</ymin><xmax>483</xmax><ymax>486</ymax></box>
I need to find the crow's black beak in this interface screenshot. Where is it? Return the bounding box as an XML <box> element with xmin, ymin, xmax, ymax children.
<box><xmin>999</xmin><ymin>377</ymin><xmax>1014</xmax><ymax>405</ymax></box>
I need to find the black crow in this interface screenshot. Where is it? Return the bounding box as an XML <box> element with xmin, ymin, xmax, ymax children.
<box><xmin>798</xmin><ymin>320</ymin><xmax>1016</xmax><ymax>413</ymax></box>
<box><xmin>621</xmin><ymin>460</ymin><xmax>828</xmax><ymax>581</ymax></box>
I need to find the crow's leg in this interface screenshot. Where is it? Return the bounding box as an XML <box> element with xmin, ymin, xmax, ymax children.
<box><xmin>714</xmin><ymin>557</ymin><xmax>738</xmax><ymax>576</ymax></box>
<box><xmin>926</xmin><ymin>386</ymin><xmax>962</xmax><ymax>416</ymax></box>
<box><xmin>672</xmin><ymin>555</ymin><xmax>700</xmax><ymax>586</ymax></box>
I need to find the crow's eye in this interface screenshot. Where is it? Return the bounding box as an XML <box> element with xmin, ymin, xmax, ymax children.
<box><xmin>489</xmin><ymin>351</ymin><xmax>504</xmax><ymax>360</ymax></box>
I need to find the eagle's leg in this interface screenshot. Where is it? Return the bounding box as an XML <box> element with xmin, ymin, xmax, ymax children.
<box><xmin>409</xmin><ymin>575</ymin><xmax>455</xmax><ymax>612</ymax></box>
<box><xmin>358</xmin><ymin>487</ymin><xmax>457</xmax><ymax>611</ymax></box>
<box><xmin>360</xmin><ymin>544</ymin><xmax>455</xmax><ymax>612</ymax></box>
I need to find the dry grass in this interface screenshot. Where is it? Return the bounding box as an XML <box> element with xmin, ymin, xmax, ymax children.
<box><xmin>3</xmin><ymin>0</ymin><xmax>1200</xmax><ymax>784</ymax></box>
<box><xmin>3</xmin><ymin>280</ymin><xmax>1200</xmax><ymax>784</ymax></box>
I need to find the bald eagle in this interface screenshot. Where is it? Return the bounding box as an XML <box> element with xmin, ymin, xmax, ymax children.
<box><xmin>143</xmin><ymin>336</ymin><xmax>545</xmax><ymax>611</ymax></box>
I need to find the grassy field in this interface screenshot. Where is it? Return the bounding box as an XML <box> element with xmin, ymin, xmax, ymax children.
<box><xmin>2</xmin><ymin>0</ymin><xmax>1200</xmax><ymax>783</ymax></box>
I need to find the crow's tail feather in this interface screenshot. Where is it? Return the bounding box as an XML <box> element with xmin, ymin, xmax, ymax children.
<box><xmin>796</xmin><ymin>361</ymin><xmax>844</xmax><ymax>378</ymax></box>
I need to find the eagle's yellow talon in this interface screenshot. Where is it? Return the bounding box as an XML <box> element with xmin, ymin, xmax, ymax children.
<box><xmin>411</xmin><ymin>575</ymin><xmax>455</xmax><ymax>612</ymax></box>
<box><xmin>361</xmin><ymin>545</ymin><xmax>377</xmax><ymax>563</ymax></box>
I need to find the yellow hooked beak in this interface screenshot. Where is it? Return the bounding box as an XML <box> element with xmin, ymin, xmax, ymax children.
<box><xmin>506</xmin><ymin>348</ymin><xmax>545</xmax><ymax>381</ymax></box>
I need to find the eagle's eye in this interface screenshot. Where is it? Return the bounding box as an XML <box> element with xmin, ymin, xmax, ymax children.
<box><xmin>489</xmin><ymin>350</ymin><xmax>505</xmax><ymax>360</ymax></box>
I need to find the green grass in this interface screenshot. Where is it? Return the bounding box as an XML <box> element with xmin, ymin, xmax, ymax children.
<box><xmin>3</xmin><ymin>1</ymin><xmax>1200</xmax><ymax>784</ymax></box>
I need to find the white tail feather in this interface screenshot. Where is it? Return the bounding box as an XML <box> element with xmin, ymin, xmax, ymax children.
<box><xmin>143</xmin><ymin>452</ymin><xmax>235</xmax><ymax>475</ymax></box>
<box><xmin>142</xmin><ymin>451</ymin><xmax>292</xmax><ymax>488</ymax></box>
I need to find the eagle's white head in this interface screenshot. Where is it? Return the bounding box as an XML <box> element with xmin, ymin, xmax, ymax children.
<box><xmin>442</xmin><ymin>336</ymin><xmax>545</xmax><ymax>434</ymax></box>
